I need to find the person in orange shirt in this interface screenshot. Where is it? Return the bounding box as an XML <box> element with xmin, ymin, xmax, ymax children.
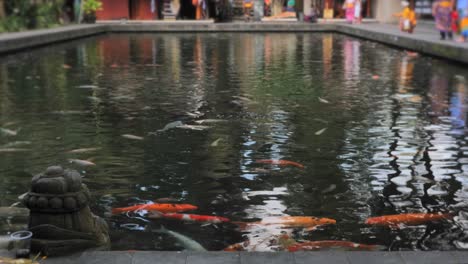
<box><xmin>244</xmin><ymin>0</ymin><xmax>253</xmax><ymax>21</ymax></box>
<box><xmin>461</xmin><ymin>10</ymin><xmax>468</xmax><ymax>42</ymax></box>
<box><xmin>393</xmin><ymin>1</ymin><xmax>417</xmax><ymax>34</ymax></box>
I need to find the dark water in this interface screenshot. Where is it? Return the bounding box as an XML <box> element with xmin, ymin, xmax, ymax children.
<box><xmin>0</xmin><ymin>33</ymin><xmax>468</xmax><ymax>251</ymax></box>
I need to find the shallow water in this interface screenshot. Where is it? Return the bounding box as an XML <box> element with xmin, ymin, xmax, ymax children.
<box><xmin>0</xmin><ymin>33</ymin><xmax>468</xmax><ymax>251</ymax></box>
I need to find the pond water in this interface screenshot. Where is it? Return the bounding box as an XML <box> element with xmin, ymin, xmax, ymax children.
<box><xmin>0</xmin><ymin>33</ymin><xmax>468</xmax><ymax>251</ymax></box>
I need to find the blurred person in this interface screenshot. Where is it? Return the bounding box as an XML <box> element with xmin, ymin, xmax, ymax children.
<box><xmin>451</xmin><ymin>7</ymin><xmax>459</xmax><ymax>34</ymax></box>
<box><xmin>461</xmin><ymin>10</ymin><xmax>468</xmax><ymax>42</ymax></box>
<box><xmin>393</xmin><ymin>1</ymin><xmax>417</xmax><ymax>34</ymax></box>
<box><xmin>433</xmin><ymin>0</ymin><xmax>454</xmax><ymax>40</ymax></box>
<box><xmin>354</xmin><ymin>0</ymin><xmax>362</xmax><ymax>24</ymax></box>
<box><xmin>343</xmin><ymin>0</ymin><xmax>355</xmax><ymax>24</ymax></box>
<box><xmin>244</xmin><ymin>0</ymin><xmax>253</xmax><ymax>21</ymax></box>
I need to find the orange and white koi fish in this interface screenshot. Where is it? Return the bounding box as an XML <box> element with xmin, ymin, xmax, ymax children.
<box><xmin>149</xmin><ymin>212</ymin><xmax>230</xmax><ymax>224</ymax></box>
<box><xmin>288</xmin><ymin>240</ymin><xmax>379</xmax><ymax>252</ymax></box>
<box><xmin>255</xmin><ymin>160</ymin><xmax>305</xmax><ymax>169</ymax></box>
<box><xmin>234</xmin><ymin>216</ymin><xmax>336</xmax><ymax>230</ymax></box>
<box><xmin>224</xmin><ymin>241</ymin><xmax>249</xmax><ymax>251</ymax></box>
<box><xmin>365</xmin><ymin>213</ymin><xmax>452</xmax><ymax>226</ymax></box>
<box><xmin>111</xmin><ymin>203</ymin><xmax>198</xmax><ymax>215</ymax></box>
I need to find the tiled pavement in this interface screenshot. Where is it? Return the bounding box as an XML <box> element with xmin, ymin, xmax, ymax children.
<box><xmin>334</xmin><ymin>23</ymin><xmax>468</xmax><ymax>64</ymax></box>
<box><xmin>37</xmin><ymin>251</ymin><xmax>468</xmax><ymax>264</ymax></box>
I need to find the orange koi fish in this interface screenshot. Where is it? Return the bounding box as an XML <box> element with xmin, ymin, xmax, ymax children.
<box><xmin>406</xmin><ymin>51</ymin><xmax>419</xmax><ymax>57</ymax></box>
<box><xmin>234</xmin><ymin>216</ymin><xmax>336</xmax><ymax>230</ymax></box>
<box><xmin>255</xmin><ymin>159</ymin><xmax>305</xmax><ymax>169</ymax></box>
<box><xmin>365</xmin><ymin>213</ymin><xmax>452</xmax><ymax>226</ymax></box>
<box><xmin>149</xmin><ymin>212</ymin><xmax>230</xmax><ymax>224</ymax></box>
<box><xmin>288</xmin><ymin>240</ymin><xmax>379</xmax><ymax>252</ymax></box>
<box><xmin>111</xmin><ymin>203</ymin><xmax>198</xmax><ymax>215</ymax></box>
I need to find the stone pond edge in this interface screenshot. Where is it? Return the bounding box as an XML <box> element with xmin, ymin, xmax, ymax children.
<box><xmin>0</xmin><ymin>23</ymin><xmax>467</xmax><ymax>64</ymax></box>
<box><xmin>41</xmin><ymin>251</ymin><xmax>468</xmax><ymax>263</ymax></box>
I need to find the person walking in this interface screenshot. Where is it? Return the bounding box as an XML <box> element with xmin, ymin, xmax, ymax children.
<box><xmin>296</xmin><ymin>0</ymin><xmax>304</xmax><ymax>21</ymax></box>
<box><xmin>244</xmin><ymin>0</ymin><xmax>253</xmax><ymax>21</ymax></box>
<box><xmin>354</xmin><ymin>0</ymin><xmax>362</xmax><ymax>24</ymax></box>
<box><xmin>393</xmin><ymin>1</ymin><xmax>417</xmax><ymax>33</ymax></box>
<box><xmin>451</xmin><ymin>7</ymin><xmax>459</xmax><ymax>34</ymax></box>
<box><xmin>461</xmin><ymin>10</ymin><xmax>468</xmax><ymax>42</ymax></box>
<box><xmin>432</xmin><ymin>0</ymin><xmax>454</xmax><ymax>40</ymax></box>
<box><xmin>343</xmin><ymin>0</ymin><xmax>355</xmax><ymax>24</ymax></box>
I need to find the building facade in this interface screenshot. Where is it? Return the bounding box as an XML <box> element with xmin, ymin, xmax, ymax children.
<box><xmin>94</xmin><ymin>0</ymin><xmax>466</xmax><ymax>22</ymax></box>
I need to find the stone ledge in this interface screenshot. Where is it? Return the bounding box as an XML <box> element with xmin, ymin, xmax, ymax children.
<box><xmin>105</xmin><ymin>23</ymin><xmax>335</xmax><ymax>32</ymax></box>
<box><xmin>334</xmin><ymin>24</ymin><xmax>468</xmax><ymax>65</ymax></box>
<box><xmin>36</xmin><ymin>251</ymin><xmax>468</xmax><ymax>264</ymax></box>
<box><xmin>1</xmin><ymin>23</ymin><xmax>468</xmax><ymax>65</ymax></box>
<box><xmin>0</xmin><ymin>24</ymin><xmax>106</xmax><ymax>54</ymax></box>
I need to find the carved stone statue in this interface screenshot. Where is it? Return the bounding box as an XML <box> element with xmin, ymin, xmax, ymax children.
<box><xmin>22</xmin><ymin>166</ymin><xmax>110</xmax><ymax>256</ymax></box>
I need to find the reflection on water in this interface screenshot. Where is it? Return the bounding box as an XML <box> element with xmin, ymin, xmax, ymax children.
<box><xmin>0</xmin><ymin>33</ymin><xmax>468</xmax><ymax>251</ymax></box>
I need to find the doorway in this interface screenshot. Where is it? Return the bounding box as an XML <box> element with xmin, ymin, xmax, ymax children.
<box><xmin>129</xmin><ymin>0</ymin><xmax>156</xmax><ymax>20</ymax></box>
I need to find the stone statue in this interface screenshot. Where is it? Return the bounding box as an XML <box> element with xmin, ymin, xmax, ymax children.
<box><xmin>22</xmin><ymin>166</ymin><xmax>110</xmax><ymax>256</ymax></box>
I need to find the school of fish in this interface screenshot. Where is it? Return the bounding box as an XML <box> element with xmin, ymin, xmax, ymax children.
<box><xmin>1</xmin><ymin>98</ymin><xmax>458</xmax><ymax>252</ymax></box>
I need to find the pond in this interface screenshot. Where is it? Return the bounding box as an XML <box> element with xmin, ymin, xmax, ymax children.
<box><xmin>0</xmin><ymin>33</ymin><xmax>467</xmax><ymax>251</ymax></box>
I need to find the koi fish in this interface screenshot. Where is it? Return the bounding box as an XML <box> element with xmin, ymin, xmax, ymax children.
<box><xmin>111</xmin><ymin>203</ymin><xmax>198</xmax><ymax>215</ymax></box>
<box><xmin>288</xmin><ymin>240</ymin><xmax>379</xmax><ymax>252</ymax></box>
<box><xmin>255</xmin><ymin>159</ymin><xmax>305</xmax><ymax>169</ymax></box>
<box><xmin>0</xmin><ymin>148</ymin><xmax>30</xmax><ymax>153</ymax></box>
<box><xmin>51</xmin><ymin>110</ymin><xmax>90</xmax><ymax>115</ymax></box>
<box><xmin>372</xmin><ymin>75</ymin><xmax>380</xmax><ymax>80</ymax></box>
<box><xmin>88</xmin><ymin>96</ymin><xmax>102</xmax><ymax>103</ymax></box>
<box><xmin>365</xmin><ymin>213</ymin><xmax>452</xmax><ymax>226</ymax></box>
<box><xmin>67</xmin><ymin>147</ymin><xmax>101</xmax><ymax>154</ymax></box>
<box><xmin>318</xmin><ymin>97</ymin><xmax>330</xmax><ymax>104</ymax></box>
<box><xmin>68</xmin><ymin>159</ymin><xmax>96</xmax><ymax>167</ymax></box>
<box><xmin>0</xmin><ymin>207</ymin><xmax>29</xmax><ymax>218</ymax></box>
<box><xmin>177</xmin><ymin>125</ymin><xmax>210</xmax><ymax>131</ymax></box>
<box><xmin>315</xmin><ymin>128</ymin><xmax>327</xmax><ymax>136</ymax></box>
<box><xmin>0</xmin><ymin>128</ymin><xmax>19</xmax><ymax>136</ymax></box>
<box><xmin>76</xmin><ymin>85</ymin><xmax>100</xmax><ymax>89</ymax></box>
<box><xmin>224</xmin><ymin>241</ymin><xmax>249</xmax><ymax>251</ymax></box>
<box><xmin>234</xmin><ymin>216</ymin><xmax>336</xmax><ymax>230</ymax></box>
<box><xmin>156</xmin><ymin>121</ymin><xmax>184</xmax><ymax>133</ymax></box>
<box><xmin>2</xmin><ymin>141</ymin><xmax>31</xmax><ymax>148</ymax></box>
<box><xmin>194</xmin><ymin>119</ymin><xmax>228</xmax><ymax>125</ymax></box>
<box><xmin>152</xmin><ymin>226</ymin><xmax>206</xmax><ymax>251</ymax></box>
<box><xmin>149</xmin><ymin>212</ymin><xmax>230</xmax><ymax>224</ymax></box>
<box><xmin>210</xmin><ymin>138</ymin><xmax>222</xmax><ymax>147</ymax></box>
<box><xmin>121</xmin><ymin>134</ymin><xmax>144</xmax><ymax>140</ymax></box>
<box><xmin>406</xmin><ymin>51</ymin><xmax>419</xmax><ymax>57</ymax></box>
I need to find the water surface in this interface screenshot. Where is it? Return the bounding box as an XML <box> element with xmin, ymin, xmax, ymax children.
<box><xmin>0</xmin><ymin>33</ymin><xmax>468</xmax><ymax>251</ymax></box>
